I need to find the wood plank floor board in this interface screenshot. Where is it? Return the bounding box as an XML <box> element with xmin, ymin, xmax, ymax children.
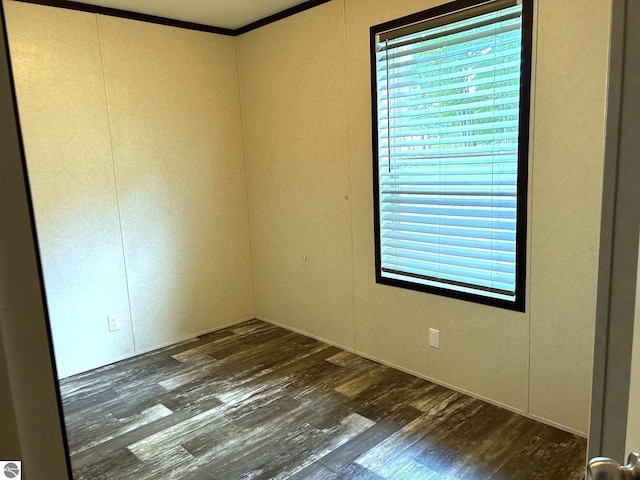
<box><xmin>72</xmin><ymin>444</ymin><xmax>142</xmax><ymax>480</ymax></box>
<box><xmin>93</xmin><ymin>409</ymin><xmax>206</xmax><ymax>456</ymax></box>
<box><xmin>127</xmin><ymin>406</ymin><xmax>231</xmax><ymax>462</ymax></box>
<box><xmin>337</xmin><ymin>461</ymin><xmax>396</xmax><ymax>479</ymax></box>
<box><xmin>316</xmin><ymin>417</ymin><xmax>411</xmax><ymax>472</ymax></box>
<box><xmin>422</xmin><ymin>405</ymin><xmax>524</xmax><ymax>478</ymax></box>
<box><xmin>259</xmin><ymin>413</ymin><xmax>376</xmax><ymax>479</ymax></box>
<box><xmin>180</xmin><ymin>411</ymin><xmax>322</xmax><ymax>478</ymax></box>
<box><xmin>62</xmin><ymin>387</ymin><xmax>122</xmax><ymax>416</ymax></box>
<box><xmin>410</xmin><ymin>402</ymin><xmax>494</xmax><ymax>475</ymax></box>
<box><xmin>448</xmin><ymin>414</ymin><xmax>548</xmax><ymax>479</ymax></box>
<box><xmin>61</xmin><ymin>319</ymin><xmax>587</xmax><ymax>479</ymax></box>
<box><xmin>287</xmin><ymin>461</ymin><xmax>339</xmax><ymax>480</ymax></box>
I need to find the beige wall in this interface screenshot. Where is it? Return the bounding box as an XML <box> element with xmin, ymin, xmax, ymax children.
<box><xmin>237</xmin><ymin>0</ymin><xmax>355</xmax><ymax>348</ymax></box>
<box><xmin>5</xmin><ymin>0</ymin><xmax>611</xmax><ymax>434</ymax></box>
<box><xmin>238</xmin><ymin>0</ymin><xmax>611</xmax><ymax>434</ymax></box>
<box><xmin>5</xmin><ymin>1</ymin><xmax>255</xmax><ymax>377</ymax></box>
<box><xmin>528</xmin><ymin>0</ymin><xmax>610</xmax><ymax>434</ymax></box>
<box><xmin>97</xmin><ymin>16</ymin><xmax>255</xmax><ymax>353</ymax></box>
<box><xmin>5</xmin><ymin>2</ymin><xmax>136</xmax><ymax>378</ymax></box>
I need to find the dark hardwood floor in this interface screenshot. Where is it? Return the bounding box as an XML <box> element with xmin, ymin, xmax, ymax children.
<box><xmin>60</xmin><ymin>319</ymin><xmax>587</xmax><ymax>479</ymax></box>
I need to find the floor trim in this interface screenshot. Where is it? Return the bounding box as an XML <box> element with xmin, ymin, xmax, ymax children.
<box><xmin>59</xmin><ymin>316</ymin><xmax>256</xmax><ymax>381</ymax></box>
<box><xmin>257</xmin><ymin>315</ymin><xmax>588</xmax><ymax>438</ymax></box>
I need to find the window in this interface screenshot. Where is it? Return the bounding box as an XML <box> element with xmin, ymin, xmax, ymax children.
<box><xmin>371</xmin><ymin>0</ymin><xmax>532</xmax><ymax>311</ymax></box>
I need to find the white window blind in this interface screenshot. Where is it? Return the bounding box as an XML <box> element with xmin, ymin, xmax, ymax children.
<box><xmin>374</xmin><ymin>1</ymin><xmax>526</xmax><ymax>304</ymax></box>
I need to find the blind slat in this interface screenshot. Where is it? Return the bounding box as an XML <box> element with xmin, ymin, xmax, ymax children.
<box><xmin>381</xmin><ymin>222</ymin><xmax>517</xmax><ymax>238</ymax></box>
<box><xmin>378</xmin><ymin>58</ymin><xmax>522</xmax><ymax>91</ymax></box>
<box><xmin>382</xmin><ymin>236</ymin><xmax>515</xmax><ymax>257</ymax></box>
<box><xmin>379</xmin><ymin>39</ymin><xmax>521</xmax><ymax>78</ymax></box>
<box><xmin>381</xmin><ymin>256</ymin><xmax>515</xmax><ymax>284</ymax></box>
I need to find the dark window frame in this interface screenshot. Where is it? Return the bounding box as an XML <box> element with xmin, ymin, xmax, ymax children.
<box><xmin>370</xmin><ymin>0</ymin><xmax>534</xmax><ymax>312</ymax></box>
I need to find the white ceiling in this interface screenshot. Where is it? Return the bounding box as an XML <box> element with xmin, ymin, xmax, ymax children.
<box><xmin>74</xmin><ymin>0</ymin><xmax>312</xmax><ymax>30</ymax></box>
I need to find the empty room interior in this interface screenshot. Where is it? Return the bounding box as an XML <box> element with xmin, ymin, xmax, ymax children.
<box><xmin>1</xmin><ymin>0</ymin><xmax>634</xmax><ymax>478</ymax></box>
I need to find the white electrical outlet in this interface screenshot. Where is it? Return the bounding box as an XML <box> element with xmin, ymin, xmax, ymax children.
<box><xmin>429</xmin><ymin>328</ymin><xmax>440</xmax><ymax>349</ymax></box>
<box><xmin>108</xmin><ymin>314</ymin><xmax>120</xmax><ymax>332</ymax></box>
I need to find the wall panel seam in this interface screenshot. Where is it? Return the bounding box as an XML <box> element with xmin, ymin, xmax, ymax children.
<box><xmin>95</xmin><ymin>14</ymin><xmax>137</xmax><ymax>353</ymax></box>
<box><xmin>340</xmin><ymin>0</ymin><xmax>357</xmax><ymax>351</ymax></box>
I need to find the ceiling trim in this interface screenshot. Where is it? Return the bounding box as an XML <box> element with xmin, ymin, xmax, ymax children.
<box><xmin>12</xmin><ymin>0</ymin><xmax>235</xmax><ymax>35</ymax></box>
<box><xmin>11</xmin><ymin>0</ymin><xmax>332</xmax><ymax>36</ymax></box>
<box><xmin>234</xmin><ymin>0</ymin><xmax>331</xmax><ymax>36</ymax></box>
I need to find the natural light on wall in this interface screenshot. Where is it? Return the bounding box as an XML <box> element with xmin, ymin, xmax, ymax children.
<box><xmin>371</xmin><ymin>0</ymin><xmax>531</xmax><ymax>311</ymax></box>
